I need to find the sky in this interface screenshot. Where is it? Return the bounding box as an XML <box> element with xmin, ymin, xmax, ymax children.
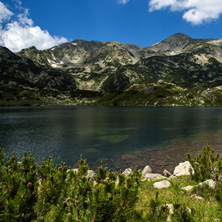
<box><xmin>0</xmin><ymin>0</ymin><xmax>222</xmax><ymax>52</ymax></box>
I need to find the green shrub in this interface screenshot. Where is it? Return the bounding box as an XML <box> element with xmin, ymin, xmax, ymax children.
<box><xmin>146</xmin><ymin>192</ymin><xmax>169</xmax><ymax>221</ymax></box>
<box><xmin>0</xmin><ymin>149</ymin><xmax>142</xmax><ymax>222</ymax></box>
<box><xmin>187</xmin><ymin>145</ymin><xmax>222</xmax><ymax>212</ymax></box>
<box><xmin>187</xmin><ymin>145</ymin><xmax>222</xmax><ymax>182</ymax></box>
<box><xmin>171</xmin><ymin>200</ymin><xmax>195</xmax><ymax>222</ymax></box>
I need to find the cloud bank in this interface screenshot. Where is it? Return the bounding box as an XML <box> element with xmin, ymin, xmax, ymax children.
<box><xmin>0</xmin><ymin>1</ymin><xmax>67</xmax><ymax>52</ymax></box>
<box><xmin>149</xmin><ymin>0</ymin><xmax>222</xmax><ymax>25</ymax></box>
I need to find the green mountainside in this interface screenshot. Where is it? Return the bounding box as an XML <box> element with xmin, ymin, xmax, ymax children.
<box><xmin>1</xmin><ymin>33</ymin><xmax>222</xmax><ymax>106</ymax></box>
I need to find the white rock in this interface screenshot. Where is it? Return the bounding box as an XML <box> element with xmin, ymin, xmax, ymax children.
<box><xmin>187</xmin><ymin>207</ymin><xmax>192</xmax><ymax>214</ymax></box>
<box><xmin>163</xmin><ymin>169</ymin><xmax>172</xmax><ymax>177</ymax></box>
<box><xmin>142</xmin><ymin>165</ymin><xmax>152</xmax><ymax>176</ymax></box>
<box><xmin>153</xmin><ymin>180</ymin><xmax>171</xmax><ymax>189</ymax></box>
<box><xmin>87</xmin><ymin>170</ymin><xmax>96</xmax><ymax>179</ymax></box>
<box><xmin>166</xmin><ymin>204</ymin><xmax>174</xmax><ymax>222</ymax></box>
<box><xmin>123</xmin><ymin>168</ymin><xmax>132</xmax><ymax>177</ymax></box>
<box><xmin>181</xmin><ymin>185</ymin><xmax>194</xmax><ymax>192</ymax></box>
<box><xmin>198</xmin><ymin>179</ymin><xmax>216</xmax><ymax>189</ymax></box>
<box><xmin>166</xmin><ymin>204</ymin><xmax>174</xmax><ymax>215</ymax></box>
<box><xmin>166</xmin><ymin>204</ymin><xmax>192</xmax><ymax>222</ymax></box>
<box><xmin>143</xmin><ymin>173</ymin><xmax>167</xmax><ymax>181</ymax></box>
<box><xmin>67</xmin><ymin>168</ymin><xmax>78</xmax><ymax>174</ymax></box>
<box><xmin>192</xmin><ymin>194</ymin><xmax>204</xmax><ymax>200</ymax></box>
<box><xmin>157</xmin><ymin>79</ymin><xmax>164</xmax><ymax>84</ymax></box>
<box><xmin>173</xmin><ymin>161</ymin><xmax>194</xmax><ymax>176</ymax></box>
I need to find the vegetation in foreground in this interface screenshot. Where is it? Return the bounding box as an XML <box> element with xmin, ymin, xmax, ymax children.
<box><xmin>0</xmin><ymin>145</ymin><xmax>222</xmax><ymax>221</ymax></box>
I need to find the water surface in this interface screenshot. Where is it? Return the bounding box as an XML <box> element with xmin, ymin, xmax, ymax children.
<box><xmin>1</xmin><ymin>106</ymin><xmax>222</xmax><ymax>172</ymax></box>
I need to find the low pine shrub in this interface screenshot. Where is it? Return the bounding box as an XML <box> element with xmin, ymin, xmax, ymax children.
<box><xmin>0</xmin><ymin>148</ymin><xmax>143</xmax><ymax>222</ymax></box>
<box><xmin>187</xmin><ymin>145</ymin><xmax>222</xmax><ymax>182</ymax></box>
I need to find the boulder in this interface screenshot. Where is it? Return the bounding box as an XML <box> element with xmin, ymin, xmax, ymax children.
<box><xmin>181</xmin><ymin>185</ymin><xmax>194</xmax><ymax>192</ymax></box>
<box><xmin>157</xmin><ymin>79</ymin><xmax>164</xmax><ymax>84</ymax></box>
<box><xmin>154</xmin><ymin>102</ymin><xmax>160</xmax><ymax>107</ymax></box>
<box><xmin>153</xmin><ymin>180</ymin><xmax>171</xmax><ymax>189</ymax></box>
<box><xmin>198</xmin><ymin>179</ymin><xmax>216</xmax><ymax>189</ymax></box>
<box><xmin>143</xmin><ymin>173</ymin><xmax>167</xmax><ymax>181</ymax></box>
<box><xmin>173</xmin><ymin>161</ymin><xmax>194</xmax><ymax>176</ymax></box>
<box><xmin>163</xmin><ymin>169</ymin><xmax>172</xmax><ymax>177</ymax></box>
<box><xmin>123</xmin><ymin>168</ymin><xmax>132</xmax><ymax>177</ymax></box>
<box><xmin>142</xmin><ymin>165</ymin><xmax>152</xmax><ymax>176</ymax></box>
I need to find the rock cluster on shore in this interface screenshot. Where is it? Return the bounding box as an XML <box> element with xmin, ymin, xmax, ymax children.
<box><xmin>70</xmin><ymin>160</ymin><xmax>217</xmax><ymax>192</ymax></box>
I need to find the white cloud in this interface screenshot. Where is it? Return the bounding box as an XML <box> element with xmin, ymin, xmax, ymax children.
<box><xmin>118</xmin><ymin>0</ymin><xmax>130</xmax><ymax>5</ymax></box>
<box><xmin>149</xmin><ymin>0</ymin><xmax>222</xmax><ymax>25</ymax></box>
<box><xmin>0</xmin><ymin>1</ymin><xmax>67</xmax><ymax>52</ymax></box>
<box><xmin>0</xmin><ymin>2</ymin><xmax>13</xmax><ymax>25</ymax></box>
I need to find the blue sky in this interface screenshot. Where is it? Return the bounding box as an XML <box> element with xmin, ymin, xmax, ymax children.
<box><xmin>1</xmin><ymin>0</ymin><xmax>222</xmax><ymax>51</ymax></box>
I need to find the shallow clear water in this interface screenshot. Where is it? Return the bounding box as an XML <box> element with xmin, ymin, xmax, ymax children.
<box><xmin>1</xmin><ymin>106</ymin><xmax>222</xmax><ymax>172</ymax></box>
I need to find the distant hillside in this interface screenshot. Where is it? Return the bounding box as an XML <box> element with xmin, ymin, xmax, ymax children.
<box><xmin>1</xmin><ymin>33</ymin><xmax>222</xmax><ymax>106</ymax></box>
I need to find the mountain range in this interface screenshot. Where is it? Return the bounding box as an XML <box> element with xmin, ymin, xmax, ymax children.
<box><xmin>1</xmin><ymin>33</ymin><xmax>222</xmax><ymax>106</ymax></box>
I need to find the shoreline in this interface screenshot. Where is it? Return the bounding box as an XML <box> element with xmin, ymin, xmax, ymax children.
<box><xmin>88</xmin><ymin>128</ymin><xmax>222</xmax><ymax>174</ymax></box>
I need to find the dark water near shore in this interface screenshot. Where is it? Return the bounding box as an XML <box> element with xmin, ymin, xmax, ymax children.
<box><xmin>1</xmin><ymin>106</ymin><xmax>222</xmax><ymax>173</ymax></box>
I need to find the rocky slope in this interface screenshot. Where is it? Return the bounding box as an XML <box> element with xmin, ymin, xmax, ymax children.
<box><xmin>96</xmin><ymin>80</ymin><xmax>222</xmax><ymax>106</ymax></box>
<box><xmin>1</xmin><ymin>33</ymin><xmax>222</xmax><ymax>106</ymax></box>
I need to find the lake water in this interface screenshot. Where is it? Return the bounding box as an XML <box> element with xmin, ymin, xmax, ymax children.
<box><xmin>1</xmin><ymin>106</ymin><xmax>222</xmax><ymax>173</ymax></box>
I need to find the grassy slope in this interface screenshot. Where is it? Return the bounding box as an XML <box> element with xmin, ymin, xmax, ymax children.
<box><xmin>137</xmin><ymin>176</ymin><xmax>220</xmax><ymax>221</ymax></box>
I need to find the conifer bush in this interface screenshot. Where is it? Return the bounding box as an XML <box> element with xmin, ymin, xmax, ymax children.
<box><xmin>187</xmin><ymin>145</ymin><xmax>222</xmax><ymax>182</ymax></box>
<box><xmin>187</xmin><ymin>145</ymin><xmax>222</xmax><ymax>212</ymax></box>
<box><xmin>0</xmin><ymin>148</ymin><xmax>144</xmax><ymax>222</ymax></box>
<box><xmin>146</xmin><ymin>191</ymin><xmax>169</xmax><ymax>221</ymax></box>
<box><xmin>171</xmin><ymin>200</ymin><xmax>194</xmax><ymax>222</ymax></box>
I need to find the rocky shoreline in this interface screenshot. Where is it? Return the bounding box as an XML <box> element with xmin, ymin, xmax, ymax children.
<box><xmin>86</xmin><ymin>160</ymin><xmax>217</xmax><ymax>197</ymax></box>
<box><xmin>87</xmin><ymin>129</ymin><xmax>222</xmax><ymax>174</ymax></box>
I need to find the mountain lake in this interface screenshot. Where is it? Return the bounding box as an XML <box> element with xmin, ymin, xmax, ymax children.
<box><xmin>1</xmin><ymin>106</ymin><xmax>222</xmax><ymax>173</ymax></box>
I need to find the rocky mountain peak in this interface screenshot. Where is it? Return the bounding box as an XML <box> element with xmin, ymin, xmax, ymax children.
<box><xmin>148</xmin><ymin>33</ymin><xmax>192</xmax><ymax>54</ymax></box>
<box><xmin>168</xmin><ymin>33</ymin><xmax>191</xmax><ymax>41</ymax></box>
<box><xmin>69</xmin><ymin>39</ymin><xmax>105</xmax><ymax>53</ymax></box>
<box><xmin>19</xmin><ymin>46</ymin><xmax>39</xmax><ymax>53</ymax></box>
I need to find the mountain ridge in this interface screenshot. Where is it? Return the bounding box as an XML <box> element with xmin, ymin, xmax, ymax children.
<box><xmin>1</xmin><ymin>33</ymin><xmax>222</xmax><ymax>106</ymax></box>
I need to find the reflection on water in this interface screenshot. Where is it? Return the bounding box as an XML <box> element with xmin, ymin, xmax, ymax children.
<box><xmin>0</xmin><ymin>106</ymin><xmax>222</xmax><ymax>172</ymax></box>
